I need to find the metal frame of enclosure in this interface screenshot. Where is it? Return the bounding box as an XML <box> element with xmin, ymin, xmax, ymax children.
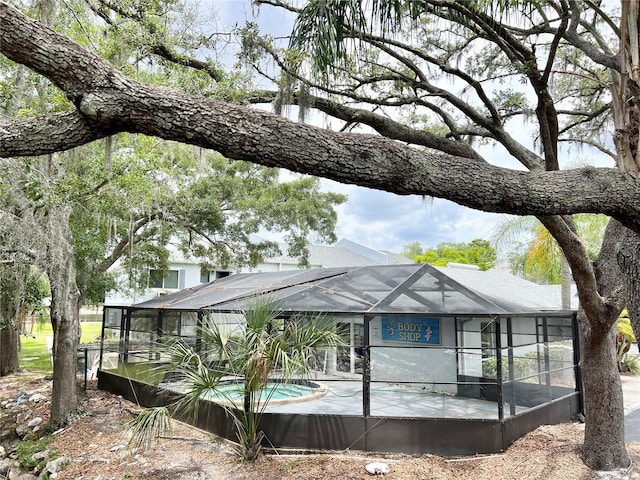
<box><xmin>98</xmin><ymin>264</ymin><xmax>581</xmax><ymax>455</ymax></box>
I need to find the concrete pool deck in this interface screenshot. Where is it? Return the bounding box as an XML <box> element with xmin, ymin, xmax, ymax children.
<box><xmin>263</xmin><ymin>380</ymin><xmax>527</xmax><ymax>419</ymax></box>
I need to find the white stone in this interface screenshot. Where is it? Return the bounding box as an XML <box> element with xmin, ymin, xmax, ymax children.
<box><xmin>27</xmin><ymin>418</ymin><xmax>42</xmax><ymax>428</ymax></box>
<box><xmin>15</xmin><ymin>424</ymin><xmax>29</xmax><ymax>438</ymax></box>
<box><xmin>31</xmin><ymin>449</ymin><xmax>49</xmax><ymax>461</ymax></box>
<box><xmin>44</xmin><ymin>456</ymin><xmax>69</xmax><ymax>474</ymax></box>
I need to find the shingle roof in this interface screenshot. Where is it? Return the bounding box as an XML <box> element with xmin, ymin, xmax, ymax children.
<box><xmin>434</xmin><ymin>265</ymin><xmax>579</xmax><ymax>310</ymax></box>
<box><xmin>165</xmin><ymin>239</ymin><xmax>411</xmax><ymax>269</ymax></box>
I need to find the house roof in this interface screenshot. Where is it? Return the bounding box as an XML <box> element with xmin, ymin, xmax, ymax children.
<box><xmin>434</xmin><ymin>265</ymin><xmax>578</xmax><ymax>311</ymax></box>
<box><xmin>164</xmin><ymin>238</ymin><xmax>411</xmax><ymax>269</ymax></box>
<box><xmin>131</xmin><ymin>263</ymin><xmax>574</xmax><ymax>316</ymax></box>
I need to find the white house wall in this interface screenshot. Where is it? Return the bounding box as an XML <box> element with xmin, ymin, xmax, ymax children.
<box><xmin>369</xmin><ymin>315</ymin><xmax>458</xmax><ymax>395</ymax></box>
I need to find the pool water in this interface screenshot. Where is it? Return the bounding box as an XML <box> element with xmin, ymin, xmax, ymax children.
<box><xmin>204</xmin><ymin>381</ymin><xmax>326</xmax><ymax>405</ymax></box>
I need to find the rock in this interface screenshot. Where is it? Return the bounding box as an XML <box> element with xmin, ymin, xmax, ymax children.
<box><xmin>27</xmin><ymin>418</ymin><xmax>42</xmax><ymax>428</ymax></box>
<box><xmin>15</xmin><ymin>424</ymin><xmax>29</xmax><ymax>438</ymax></box>
<box><xmin>4</xmin><ymin>440</ymin><xmax>19</xmax><ymax>454</ymax></box>
<box><xmin>0</xmin><ymin>457</ymin><xmax>18</xmax><ymax>475</ymax></box>
<box><xmin>0</xmin><ymin>445</ymin><xmax>6</xmax><ymax>458</ymax></box>
<box><xmin>43</xmin><ymin>456</ymin><xmax>69</xmax><ymax>475</ymax></box>
<box><xmin>18</xmin><ymin>473</ymin><xmax>38</xmax><ymax>480</ymax></box>
<box><xmin>8</xmin><ymin>468</ymin><xmax>37</xmax><ymax>480</ymax></box>
<box><xmin>31</xmin><ymin>449</ymin><xmax>49</xmax><ymax>461</ymax></box>
<box><xmin>28</xmin><ymin>394</ymin><xmax>47</xmax><ymax>404</ymax></box>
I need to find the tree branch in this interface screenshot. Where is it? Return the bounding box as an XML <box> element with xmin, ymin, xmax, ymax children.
<box><xmin>2</xmin><ymin>3</ymin><xmax>640</xmax><ymax>231</ymax></box>
<box><xmin>0</xmin><ymin>111</ymin><xmax>113</xmax><ymax>155</ymax></box>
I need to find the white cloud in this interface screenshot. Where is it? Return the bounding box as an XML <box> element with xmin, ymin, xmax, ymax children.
<box><xmin>323</xmin><ymin>180</ymin><xmax>503</xmax><ymax>253</ymax></box>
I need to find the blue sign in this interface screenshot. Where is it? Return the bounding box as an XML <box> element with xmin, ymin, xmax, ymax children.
<box><xmin>381</xmin><ymin>317</ymin><xmax>441</xmax><ymax>345</ymax></box>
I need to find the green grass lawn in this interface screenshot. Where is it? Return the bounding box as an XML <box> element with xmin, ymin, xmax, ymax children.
<box><xmin>19</xmin><ymin>321</ymin><xmax>103</xmax><ymax>374</ymax></box>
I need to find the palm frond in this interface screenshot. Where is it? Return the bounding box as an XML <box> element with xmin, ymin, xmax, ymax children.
<box><xmin>151</xmin><ymin>296</ymin><xmax>344</xmax><ymax>461</ymax></box>
<box><xmin>618</xmin><ymin>313</ymin><xmax>636</xmax><ymax>343</ymax></box>
<box><xmin>290</xmin><ymin>0</ymin><xmax>540</xmax><ymax>74</ymax></box>
<box><xmin>172</xmin><ymin>363</ymin><xmax>229</xmax><ymax>421</ymax></box>
<box><xmin>125</xmin><ymin>407</ymin><xmax>172</xmax><ymax>451</ymax></box>
<box><xmin>523</xmin><ymin>224</ymin><xmax>562</xmax><ymax>283</ymax></box>
<box><xmin>574</xmin><ymin>214</ymin><xmax>608</xmax><ymax>260</ymax></box>
<box><xmin>490</xmin><ymin>215</ymin><xmax>537</xmax><ymax>253</ymax></box>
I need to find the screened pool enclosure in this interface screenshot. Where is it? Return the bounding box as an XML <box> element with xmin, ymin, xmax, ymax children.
<box><xmin>98</xmin><ymin>264</ymin><xmax>581</xmax><ymax>455</ymax></box>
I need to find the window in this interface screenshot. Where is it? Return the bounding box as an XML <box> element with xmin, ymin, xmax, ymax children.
<box><xmin>149</xmin><ymin>269</ymin><xmax>179</xmax><ymax>289</ymax></box>
<box><xmin>480</xmin><ymin>321</ymin><xmax>495</xmax><ymax>358</ymax></box>
<box><xmin>200</xmin><ymin>270</ymin><xmax>231</xmax><ymax>283</ymax></box>
<box><xmin>337</xmin><ymin>321</ymin><xmax>364</xmax><ymax>374</ymax></box>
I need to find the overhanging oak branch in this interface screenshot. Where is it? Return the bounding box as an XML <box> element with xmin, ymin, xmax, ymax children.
<box><xmin>1</xmin><ymin>2</ymin><xmax>640</xmax><ymax>229</ymax></box>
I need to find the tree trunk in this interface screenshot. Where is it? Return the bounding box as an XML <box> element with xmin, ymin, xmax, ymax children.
<box><xmin>49</xmin><ymin>278</ymin><xmax>80</xmax><ymax>427</ymax></box>
<box><xmin>0</xmin><ymin>327</ymin><xmax>19</xmax><ymax>376</ymax></box>
<box><xmin>538</xmin><ymin>217</ymin><xmax>630</xmax><ymax>469</ymax></box>
<box><xmin>577</xmin><ymin>221</ymin><xmax>631</xmax><ymax>469</ymax></box>
<box><xmin>0</xmin><ymin>267</ymin><xmax>27</xmax><ymax>376</ymax></box>
<box><xmin>616</xmin><ymin>228</ymin><xmax>640</xmax><ymax>343</ymax></box>
<box><xmin>46</xmin><ymin>207</ymin><xmax>81</xmax><ymax>427</ymax></box>
<box><xmin>580</xmin><ymin>311</ymin><xmax>630</xmax><ymax>470</ymax></box>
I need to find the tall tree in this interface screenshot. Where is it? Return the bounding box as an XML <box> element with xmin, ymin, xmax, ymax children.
<box><xmin>266</xmin><ymin>0</ymin><xmax>637</xmax><ymax>468</ymax></box>
<box><xmin>0</xmin><ymin>0</ymin><xmax>344</xmax><ymax>424</ymax></box>
<box><xmin>1</xmin><ymin>0</ymin><xmax>640</xmax><ymax>469</ymax></box>
<box><xmin>0</xmin><ymin>264</ymin><xmax>27</xmax><ymax>376</ymax></box>
<box><xmin>69</xmin><ymin>137</ymin><xmax>346</xmax><ymax>304</ymax></box>
<box><xmin>400</xmin><ymin>241</ymin><xmax>423</xmax><ymax>261</ymax></box>
<box><xmin>0</xmin><ymin>158</ymin><xmax>41</xmax><ymax>376</ymax></box>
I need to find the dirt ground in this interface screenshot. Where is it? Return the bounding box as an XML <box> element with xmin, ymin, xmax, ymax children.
<box><xmin>1</xmin><ymin>373</ymin><xmax>640</xmax><ymax>480</ymax></box>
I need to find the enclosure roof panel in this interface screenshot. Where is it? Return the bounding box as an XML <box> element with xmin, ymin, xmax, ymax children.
<box><xmin>132</xmin><ymin>267</ymin><xmax>350</xmax><ymax>310</ymax></box>
<box><xmin>131</xmin><ymin>264</ymin><xmax>570</xmax><ymax>315</ymax></box>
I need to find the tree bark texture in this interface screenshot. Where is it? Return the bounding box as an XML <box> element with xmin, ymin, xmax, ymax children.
<box><xmin>0</xmin><ymin>326</ymin><xmax>19</xmax><ymax>376</ymax></box>
<box><xmin>580</xmin><ymin>314</ymin><xmax>630</xmax><ymax>470</ymax></box>
<box><xmin>539</xmin><ymin>218</ymin><xmax>629</xmax><ymax>468</ymax></box>
<box><xmin>580</xmin><ymin>222</ymin><xmax>637</xmax><ymax>469</ymax></box>
<box><xmin>46</xmin><ymin>207</ymin><xmax>81</xmax><ymax>427</ymax></box>
<box><xmin>616</xmin><ymin>227</ymin><xmax>640</xmax><ymax>347</ymax></box>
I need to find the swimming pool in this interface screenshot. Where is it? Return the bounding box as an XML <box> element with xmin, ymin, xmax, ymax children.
<box><xmin>203</xmin><ymin>380</ymin><xmax>327</xmax><ymax>406</ymax></box>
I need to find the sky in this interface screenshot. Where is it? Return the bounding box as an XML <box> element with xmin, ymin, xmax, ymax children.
<box><xmin>321</xmin><ymin>180</ymin><xmax>506</xmax><ymax>253</ymax></box>
<box><xmin>206</xmin><ymin>0</ymin><xmax>615</xmax><ymax>255</ymax></box>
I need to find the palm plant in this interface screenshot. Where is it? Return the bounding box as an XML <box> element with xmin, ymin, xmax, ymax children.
<box><xmin>616</xmin><ymin>310</ymin><xmax>640</xmax><ymax>374</ymax></box>
<box><xmin>492</xmin><ymin>214</ymin><xmax>608</xmax><ymax>309</ymax></box>
<box><xmin>128</xmin><ymin>296</ymin><xmax>344</xmax><ymax>460</ymax></box>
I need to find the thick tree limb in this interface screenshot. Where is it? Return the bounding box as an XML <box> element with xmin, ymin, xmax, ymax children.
<box><xmin>2</xmin><ymin>2</ymin><xmax>640</xmax><ymax>230</ymax></box>
<box><xmin>0</xmin><ymin>111</ymin><xmax>114</xmax><ymax>156</ymax></box>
